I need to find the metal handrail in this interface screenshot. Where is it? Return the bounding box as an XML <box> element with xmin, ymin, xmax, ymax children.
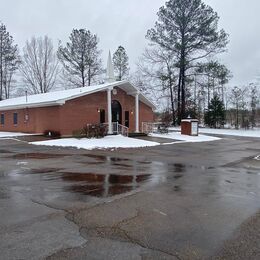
<box><xmin>103</xmin><ymin>122</ymin><xmax>129</xmax><ymax>137</ymax></box>
<box><xmin>142</xmin><ymin>122</ymin><xmax>159</xmax><ymax>134</ymax></box>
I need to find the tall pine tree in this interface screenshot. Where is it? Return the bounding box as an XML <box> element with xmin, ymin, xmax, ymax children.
<box><xmin>58</xmin><ymin>29</ymin><xmax>102</xmax><ymax>88</ymax></box>
<box><xmin>205</xmin><ymin>95</ymin><xmax>225</xmax><ymax>128</ymax></box>
<box><xmin>146</xmin><ymin>0</ymin><xmax>228</xmax><ymax>123</ymax></box>
<box><xmin>113</xmin><ymin>46</ymin><xmax>129</xmax><ymax>81</ymax></box>
<box><xmin>0</xmin><ymin>22</ymin><xmax>20</xmax><ymax>100</ymax></box>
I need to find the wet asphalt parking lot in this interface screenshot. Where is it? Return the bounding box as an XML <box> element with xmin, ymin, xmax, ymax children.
<box><xmin>0</xmin><ymin>134</ymin><xmax>259</xmax><ymax>259</ymax></box>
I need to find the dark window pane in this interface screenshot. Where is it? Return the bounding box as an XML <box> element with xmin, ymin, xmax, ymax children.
<box><xmin>13</xmin><ymin>113</ymin><xmax>18</xmax><ymax>125</ymax></box>
<box><xmin>0</xmin><ymin>114</ymin><xmax>4</xmax><ymax>125</ymax></box>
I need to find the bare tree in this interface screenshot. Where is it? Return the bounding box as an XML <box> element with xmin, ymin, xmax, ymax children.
<box><xmin>137</xmin><ymin>47</ymin><xmax>177</xmax><ymax>125</ymax></box>
<box><xmin>229</xmin><ymin>86</ymin><xmax>248</xmax><ymax>129</ymax></box>
<box><xmin>20</xmin><ymin>36</ymin><xmax>59</xmax><ymax>94</ymax></box>
<box><xmin>249</xmin><ymin>83</ymin><xmax>259</xmax><ymax>128</ymax></box>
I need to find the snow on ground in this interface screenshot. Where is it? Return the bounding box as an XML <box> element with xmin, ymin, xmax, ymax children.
<box><xmin>31</xmin><ymin>133</ymin><xmax>220</xmax><ymax>150</ymax></box>
<box><xmin>199</xmin><ymin>128</ymin><xmax>260</xmax><ymax>138</ymax></box>
<box><xmin>169</xmin><ymin>127</ymin><xmax>260</xmax><ymax>138</ymax></box>
<box><xmin>31</xmin><ymin>135</ymin><xmax>160</xmax><ymax>150</ymax></box>
<box><xmin>0</xmin><ymin>132</ymin><xmax>32</xmax><ymax>138</ymax></box>
<box><xmin>150</xmin><ymin>132</ymin><xmax>220</xmax><ymax>143</ymax></box>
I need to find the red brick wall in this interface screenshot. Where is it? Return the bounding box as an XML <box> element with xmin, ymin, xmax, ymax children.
<box><xmin>0</xmin><ymin>88</ymin><xmax>154</xmax><ymax>135</ymax></box>
<box><xmin>0</xmin><ymin>106</ymin><xmax>60</xmax><ymax>134</ymax></box>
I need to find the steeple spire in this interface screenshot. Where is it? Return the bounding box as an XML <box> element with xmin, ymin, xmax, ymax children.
<box><xmin>106</xmin><ymin>50</ymin><xmax>115</xmax><ymax>83</ymax></box>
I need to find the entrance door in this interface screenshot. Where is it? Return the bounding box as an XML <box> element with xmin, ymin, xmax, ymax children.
<box><xmin>112</xmin><ymin>100</ymin><xmax>122</xmax><ymax>124</ymax></box>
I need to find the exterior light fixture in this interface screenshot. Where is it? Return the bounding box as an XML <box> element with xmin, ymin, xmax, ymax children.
<box><xmin>97</xmin><ymin>109</ymin><xmax>101</xmax><ymax>113</ymax></box>
<box><xmin>131</xmin><ymin>110</ymin><xmax>134</xmax><ymax>115</ymax></box>
<box><xmin>112</xmin><ymin>89</ymin><xmax>117</xmax><ymax>95</ymax></box>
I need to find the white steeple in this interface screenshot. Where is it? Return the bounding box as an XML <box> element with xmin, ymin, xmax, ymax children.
<box><xmin>106</xmin><ymin>50</ymin><xmax>115</xmax><ymax>83</ymax></box>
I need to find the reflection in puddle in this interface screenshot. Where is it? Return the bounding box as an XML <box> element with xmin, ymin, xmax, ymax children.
<box><xmin>173</xmin><ymin>185</ymin><xmax>181</xmax><ymax>191</ymax></box>
<box><xmin>82</xmin><ymin>154</ymin><xmax>107</xmax><ymax>161</ymax></box>
<box><xmin>30</xmin><ymin>168</ymin><xmax>63</xmax><ymax>174</ymax></box>
<box><xmin>66</xmin><ymin>184</ymin><xmax>133</xmax><ymax>197</ymax></box>
<box><xmin>62</xmin><ymin>173</ymin><xmax>105</xmax><ymax>182</ymax></box>
<box><xmin>0</xmin><ymin>190</ymin><xmax>10</xmax><ymax>199</ymax></box>
<box><xmin>62</xmin><ymin>172</ymin><xmax>152</xmax><ymax>197</ymax></box>
<box><xmin>11</xmin><ymin>153</ymin><xmax>68</xmax><ymax>160</ymax></box>
<box><xmin>8</xmin><ymin>154</ymin><xmax>188</xmax><ymax>198</ymax></box>
<box><xmin>168</xmin><ymin>163</ymin><xmax>186</xmax><ymax>173</ymax></box>
<box><xmin>174</xmin><ymin>174</ymin><xmax>183</xmax><ymax>179</ymax></box>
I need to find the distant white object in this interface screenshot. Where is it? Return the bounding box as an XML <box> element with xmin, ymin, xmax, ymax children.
<box><xmin>106</xmin><ymin>51</ymin><xmax>115</xmax><ymax>83</ymax></box>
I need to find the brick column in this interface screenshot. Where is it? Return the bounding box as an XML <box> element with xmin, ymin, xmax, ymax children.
<box><xmin>135</xmin><ymin>93</ymin><xmax>139</xmax><ymax>133</ymax></box>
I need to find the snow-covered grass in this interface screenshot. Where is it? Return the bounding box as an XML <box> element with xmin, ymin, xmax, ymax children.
<box><xmin>0</xmin><ymin>131</ymin><xmax>32</xmax><ymax>138</ymax></box>
<box><xmin>31</xmin><ymin>135</ymin><xmax>160</xmax><ymax>150</ymax></box>
<box><xmin>199</xmin><ymin>128</ymin><xmax>260</xmax><ymax>138</ymax></box>
<box><xmin>150</xmin><ymin>132</ymin><xmax>220</xmax><ymax>143</ymax></box>
<box><xmin>169</xmin><ymin>127</ymin><xmax>260</xmax><ymax>138</ymax></box>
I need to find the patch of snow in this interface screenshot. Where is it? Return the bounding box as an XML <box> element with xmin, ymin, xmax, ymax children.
<box><xmin>30</xmin><ymin>135</ymin><xmax>160</xmax><ymax>150</ymax></box>
<box><xmin>0</xmin><ymin>132</ymin><xmax>32</xmax><ymax>138</ymax></box>
<box><xmin>150</xmin><ymin>132</ymin><xmax>220</xmax><ymax>143</ymax></box>
<box><xmin>169</xmin><ymin>127</ymin><xmax>260</xmax><ymax>138</ymax></box>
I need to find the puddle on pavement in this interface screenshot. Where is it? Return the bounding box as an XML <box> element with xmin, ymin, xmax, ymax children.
<box><xmin>174</xmin><ymin>174</ymin><xmax>183</xmax><ymax>179</ymax></box>
<box><xmin>0</xmin><ymin>149</ymin><xmax>12</xmax><ymax>154</ymax></box>
<box><xmin>0</xmin><ymin>190</ymin><xmax>10</xmax><ymax>199</ymax></box>
<box><xmin>6</xmin><ymin>155</ymin><xmax>190</xmax><ymax>198</ymax></box>
<box><xmin>11</xmin><ymin>153</ymin><xmax>68</xmax><ymax>160</ymax></box>
<box><xmin>168</xmin><ymin>163</ymin><xmax>186</xmax><ymax>173</ymax></box>
<box><xmin>66</xmin><ymin>184</ymin><xmax>134</xmax><ymax>197</ymax></box>
<box><xmin>173</xmin><ymin>185</ymin><xmax>181</xmax><ymax>191</ymax></box>
<box><xmin>30</xmin><ymin>168</ymin><xmax>63</xmax><ymax>174</ymax></box>
<box><xmin>111</xmin><ymin>163</ymin><xmax>133</xmax><ymax>168</ymax></box>
<box><xmin>82</xmin><ymin>154</ymin><xmax>107</xmax><ymax>161</ymax></box>
<box><xmin>110</xmin><ymin>157</ymin><xmax>130</xmax><ymax>162</ymax></box>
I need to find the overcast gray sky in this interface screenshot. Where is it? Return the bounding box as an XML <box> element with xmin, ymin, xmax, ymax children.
<box><xmin>1</xmin><ymin>0</ymin><xmax>260</xmax><ymax>87</ymax></box>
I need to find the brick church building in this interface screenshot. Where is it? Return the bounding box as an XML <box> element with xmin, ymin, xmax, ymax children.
<box><xmin>0</xmin><ymin>80</ymin><xmax>155</xmax><ymax>136</ymax></box>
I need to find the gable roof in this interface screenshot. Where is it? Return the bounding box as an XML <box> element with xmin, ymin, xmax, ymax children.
<box><xmin>0</xmin><ymin>80</ymin><xmax>156</xmax><ymax>111</ymax></box>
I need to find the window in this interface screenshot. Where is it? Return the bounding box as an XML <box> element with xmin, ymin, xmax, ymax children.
<box><xmin>13</xmin><ymin>113</ymin><xmax>18</xmax><ymax>125</ymax></box>
<box><xmin>0</xmin><ymin>114</ymin><xmax>4</xmax><ymax>125</ymax></box>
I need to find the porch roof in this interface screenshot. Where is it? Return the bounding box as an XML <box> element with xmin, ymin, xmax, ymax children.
<box><xmin>0</xmin><ymin>81</ymin><xmax>156</xmax><ymax>111</ymax></box>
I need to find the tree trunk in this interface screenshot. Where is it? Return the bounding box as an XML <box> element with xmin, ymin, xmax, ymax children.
<box><xmin>169</xmin><ymin>83</ymin><xmax>175</xmax><ymax>126</ymax></box>
<box><xmin>181</xmin><ymin>65</ymin><xmax>186</xmax><ymax>119</ymax></box>
<box><xmin>0</xmin><ymin>34</ymin><xmax>3</xmax><ymax>101</ymax></box>
<box><xmin>177</xmin><ymin>68</ymin><xmax>182</xmax><ymax>125</ymax></box>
